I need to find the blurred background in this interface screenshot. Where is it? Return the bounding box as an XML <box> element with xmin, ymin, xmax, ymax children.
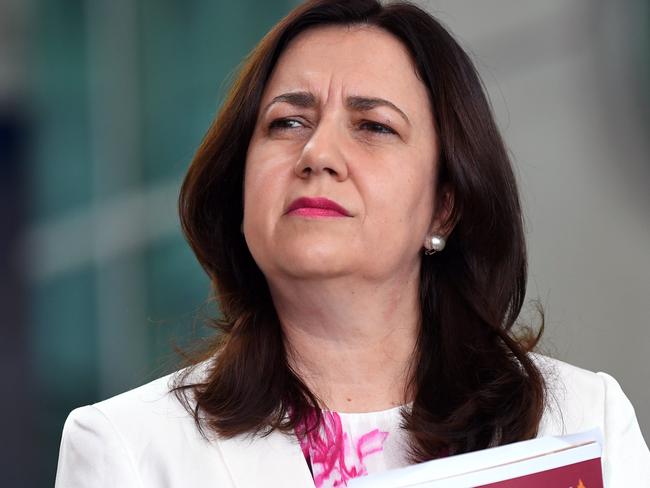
<box><xmin>0</xmin><ymin>0</ymin><xmax>648</xmax><ymax>486</ymax></box>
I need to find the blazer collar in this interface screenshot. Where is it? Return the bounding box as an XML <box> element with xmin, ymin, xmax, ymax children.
<box><xmin>217</xmin><ymin>428</ymin><xmax>315</xmax><ymax>487</ymax></box>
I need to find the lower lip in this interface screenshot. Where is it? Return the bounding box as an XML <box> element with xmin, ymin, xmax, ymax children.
<box><xmin>288</xmin><ymin>208</ymin><xmax>348</xmax><ymax>217</ymax></box>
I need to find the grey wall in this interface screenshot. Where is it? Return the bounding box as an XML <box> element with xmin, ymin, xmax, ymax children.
<box><xmin>422</xmin><ymin>0</ymin><xmax>650</xmax><ymax>437</ymax></box>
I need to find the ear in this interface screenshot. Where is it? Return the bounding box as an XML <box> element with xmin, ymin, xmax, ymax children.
<box><xmin>428</xmin><ymin>184</ymin><xmax>455</xmax><ymax>237</ymax></box>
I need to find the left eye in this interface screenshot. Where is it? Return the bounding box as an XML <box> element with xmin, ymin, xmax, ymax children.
<box><xmin>360</xmin><ymin>121</ymin><xmax>396</xmax><ymax>135</ymax></box>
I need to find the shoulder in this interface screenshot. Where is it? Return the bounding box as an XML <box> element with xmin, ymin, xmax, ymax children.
<box><xmin>532</xmin><ymin>353</ymin><xmax>609</xmax><ymax>433</ymax></box>
<box><xmin>530</xmin><ymin>353</ymin><xmax>635</xmax><ymax>434</ymax></box>
<box><xmin>530</xmin><ymin>353</ymin><xmax>650</xmax><ymax>485</ymax></box>
<box><xmin>55</xmin><ymin>362</ymin><xmax>234</xmax><ymax>487</ymax></box>
<box><xmin>72</xmin><ymin>361</ymin><xmax>208</xmax><ymax>445</ymax></box>
<box><xmin>77</xmin><ymin>366</ymin><xmax>196</xmax><ymax>434</ymax></box>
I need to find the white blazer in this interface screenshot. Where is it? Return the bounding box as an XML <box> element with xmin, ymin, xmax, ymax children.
<box><xmin>55</xmin><ymin>355</ymin><xmax>650</xmax><ymax>487</ymax></box>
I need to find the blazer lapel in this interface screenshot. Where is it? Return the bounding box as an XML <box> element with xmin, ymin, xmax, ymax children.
<box><xmin>217</xmin><ymin>429</ymin><xmax>315</xmax><ymax>487</ymax></box>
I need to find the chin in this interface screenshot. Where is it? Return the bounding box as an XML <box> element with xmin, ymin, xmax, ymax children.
<box><xmin>283</xmin><ymin>263</ymin><xmax>349</xmax><ymax>280</ymax></box>
<box><xmin>248</xmin><ymin>230</ymin><xmax>364</xmax><ymax>280</ymax></box>
<box><xmin>274</xmin><ymin>241</ymin><xmax>353</xmax><ymax>280</ymax></box>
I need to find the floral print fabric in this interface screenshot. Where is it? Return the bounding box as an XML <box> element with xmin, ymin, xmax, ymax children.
<box><xmin>296</xmin><ymin>405</ymin><xmax>410</xmax><ymax>487</ymax></box>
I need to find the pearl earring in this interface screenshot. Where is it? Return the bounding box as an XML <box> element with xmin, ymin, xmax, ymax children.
<box><xmin>424</xmin><ymin>234</ymin><xmax>446</xmax><ymax>255</ymax></box>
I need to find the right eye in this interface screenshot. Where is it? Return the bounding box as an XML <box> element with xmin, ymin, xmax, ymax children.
<box><xmin>268</xmin><ymin>118</ymin><xmax>304</xmax><ymax>131</ymax></box>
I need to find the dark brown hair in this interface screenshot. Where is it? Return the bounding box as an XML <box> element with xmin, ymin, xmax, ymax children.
<box><xmin>174</xmin><ymin>0</ymin><xmax>545</xmax><ymax>461</ymax></box>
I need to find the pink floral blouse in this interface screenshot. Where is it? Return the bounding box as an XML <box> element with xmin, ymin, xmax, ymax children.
<box><xmin>296</xmin><ymin>405</ymin><xmax>411</xmax><ymax>487</ymax></box>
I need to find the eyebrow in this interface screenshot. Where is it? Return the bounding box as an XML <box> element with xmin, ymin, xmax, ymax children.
<box><xmin>346</xmin><ymin>95</ymin><xmax>410</xmax><ymax>125</ymax></box>
<box><xmin>263</xmin><ymin>91</ymin><xmax>317</xmax><ymax>114</ymax></box>
<box><xmin>263</xmin><ymin>91</ymin><xmax>410</xmax><ymax>125</ymax></box>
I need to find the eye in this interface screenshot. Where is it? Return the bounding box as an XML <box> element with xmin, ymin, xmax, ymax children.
<box><xmin>268</xmin><ymin>118</ymin><xmax>305</xmax><ymax>131</ymax></box>
<box><xmin>359</xmin><ymin>120</ymin><xmax>397</xmax><ymax>135</ymax></box>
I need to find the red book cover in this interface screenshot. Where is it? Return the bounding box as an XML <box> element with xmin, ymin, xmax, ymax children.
<box><xmin>478</xmin><ymin>457</ymin><xmax>603</xmax><ymax>488</ymax></box>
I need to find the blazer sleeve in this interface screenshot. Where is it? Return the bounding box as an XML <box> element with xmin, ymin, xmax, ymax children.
<box><xmin>55</xmin><ymin>405</ymin><xmax>143</xmax><ymax>488</ymax></box>
<box><xmin>598</xmin><ymin>372</ymin><xmax>650</xmax><ymax>486</ymax></box>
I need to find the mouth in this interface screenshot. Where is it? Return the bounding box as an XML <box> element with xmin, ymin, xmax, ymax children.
<box><xmin>285</xmin><ymin>197</ymin><xmax>351</xmax><ymax>218</ymax></box>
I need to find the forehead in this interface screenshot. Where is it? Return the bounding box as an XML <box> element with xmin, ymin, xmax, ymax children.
<box><xmin>262</xmin><ymin>25</ymin><xmax>430</xmax><ymax>112</ymax></box>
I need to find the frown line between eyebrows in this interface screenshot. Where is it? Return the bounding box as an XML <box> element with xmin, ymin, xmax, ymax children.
<box><xmin>262</xmin><ymin>90</ymin><xmax>411</xmax><ymax>125</ymax></box>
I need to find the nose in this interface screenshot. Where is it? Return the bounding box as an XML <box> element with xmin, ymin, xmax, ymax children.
<box><xmin>294</xmin><ymin>118</ymin><xmax>349</xmax><ymax>181</ymax></box>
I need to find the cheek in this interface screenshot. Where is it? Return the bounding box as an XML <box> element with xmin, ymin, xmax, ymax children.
<box><xmin>366</xmin><ymin>160</ymin><xmax>435</xmax><ymax>224</ymax></box>
<box><xmin>243</xmin><ymin>154</ymin><xmax>284</xmax><ymax>271</ymax></box>
<box><xmin>242</xmin><ymin>141</ymin><xmax>307</xmax><ymax>275</ymax></box>
<box><xmin>243</xmin><ymin>143</ymin><xmax>291</xmax><ymax>225</ymax></box>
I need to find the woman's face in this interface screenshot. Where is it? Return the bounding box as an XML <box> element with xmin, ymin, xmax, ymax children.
<box><xmin>243</xmin><ymin>25</ymin><xmax>440</xmax><ymax>284</ymax></box>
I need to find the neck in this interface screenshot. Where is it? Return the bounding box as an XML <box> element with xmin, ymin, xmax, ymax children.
<box><xmin>269</xmin><ymin>268</ymin><xmax>421</xmax><ymax>413</ymax></box>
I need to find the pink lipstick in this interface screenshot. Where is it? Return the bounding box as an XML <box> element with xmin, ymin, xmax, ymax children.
<box><xmin>285</xmin><ymin>197</ymin><xmax>351</xmax><ymax>218</ymax></box>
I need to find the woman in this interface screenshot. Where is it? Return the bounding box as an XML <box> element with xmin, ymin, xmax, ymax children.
<box><xmin>55</xmin><ymin>0</ymin><xmax>650</xmax><ymax>486</ymax></box>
